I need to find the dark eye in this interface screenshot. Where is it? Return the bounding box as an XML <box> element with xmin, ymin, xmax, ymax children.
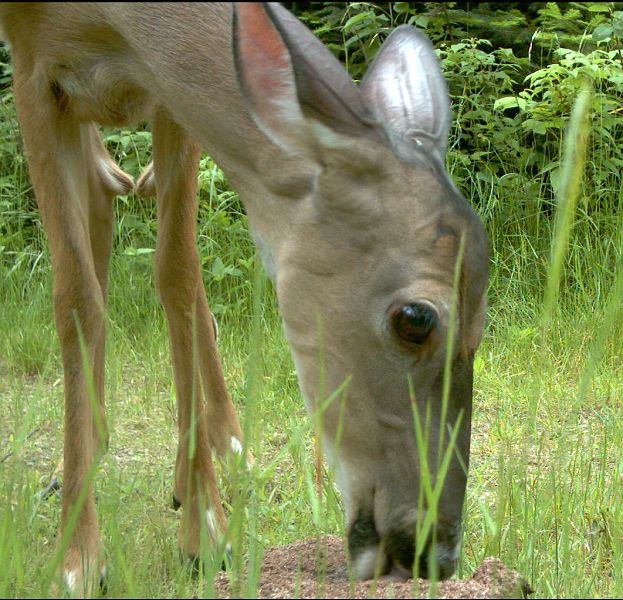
<box><xmin>390</xmin><ymin>302</ymin><xmax>438</xmax><ymax>345</ymax></box>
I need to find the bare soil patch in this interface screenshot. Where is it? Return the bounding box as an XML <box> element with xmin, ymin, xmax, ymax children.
<box><xmin>214</xmin><ymin>535</ymin><xmax>532</xmax><ymax>599</ymax></box>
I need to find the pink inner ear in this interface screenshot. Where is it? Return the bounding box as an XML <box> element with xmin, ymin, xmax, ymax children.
<box><xmin>235</xmin><ymin>3</ymin><xmax>292</xmax><ymax>96</ymax></box>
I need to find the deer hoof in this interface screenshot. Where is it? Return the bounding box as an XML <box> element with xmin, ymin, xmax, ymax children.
<box><xmin>183</xmin><ymin>545</ymin><xmax>232</xmax><ymax>575</ymax></box>
<box><xmin>40</xmin><ymin>477</ymin><xmax>61</xmax><ymax>500</ymax></box>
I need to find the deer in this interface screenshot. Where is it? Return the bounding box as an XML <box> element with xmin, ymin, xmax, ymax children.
<box><xmin>0</xmin><ymin>2</ymin><xmax>489</xmax><ymax>596</ymax></box>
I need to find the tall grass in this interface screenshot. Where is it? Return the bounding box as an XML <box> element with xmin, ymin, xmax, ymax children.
<box><xmin>457</xmin><ymin>84</ymin><xmax>623</xmax><ymax>599</ymax></box>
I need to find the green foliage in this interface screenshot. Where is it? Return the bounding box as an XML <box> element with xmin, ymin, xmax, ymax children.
<box><xmin>0</xmin><ymin>89</ymin><xmax>47</xmax><ymax>282</ymax></box>
<box><xmin>291</xmin><ymin>2</ymin><xmax>623</xmax><ymax>70</ymax></box>
<box><xmin>503</xmin><ymin>47</ymin><xmax>623</xmax><ymax>197</ymax></box>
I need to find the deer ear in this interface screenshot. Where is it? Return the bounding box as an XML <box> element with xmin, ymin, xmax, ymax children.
<box><xmin>233</xmin><ymin>2</ymin><xmax>380</xmax><ymax>157</ymax></box>
<box><xmin>360</xmin><ymin>26</ymin><xmax>451</xmax><ymax>164</ymax></box>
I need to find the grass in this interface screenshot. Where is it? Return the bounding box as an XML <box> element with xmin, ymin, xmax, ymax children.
<box><xmin>2</xmin><ymin>241</ymin><xmax>622</xmax><ymax>598</ymax></box>
<box><xmin>1</xmin><ymin>68</ymin><xmax>623</xmax><ymax>600</ymax></box>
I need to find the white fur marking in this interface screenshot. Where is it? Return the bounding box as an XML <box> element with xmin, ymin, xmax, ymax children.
<box><xmin>250</xmin><ymin>230</ymin><xmax>277</xmax><ymax>282</ymax></box>
<box><xmin>436</xmin><ymin>540</ymin><xmax>460</xmax><ymax>565</ymax></box>
<box><xmin>64</xmin><ymin>569</ymin><xmax>77</xmax><ymax>590</ymax></box>
<box><xmin>210</xmin><ymin>312</ymin><xmax>219</xmax><ymax>341</ymax></box>
<box><xmin>230</xmin><ymin>436</ymin><xmax>243</xmax><ymax>455</ymax></box>
<box><xmin>352</xmin><ymin>547</ymin><xmax>381</xmax><ymax>580</ymax></box>
<box><xmin>205</xmin><ymin>509</ymin><xmax>218</xmax><ymax>539</ymax></box>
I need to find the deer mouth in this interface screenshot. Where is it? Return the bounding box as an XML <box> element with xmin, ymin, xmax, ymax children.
<box><xmin>347</xmin><ymin>508</ymin><xmax>460</xmax><ymax>580</ymax></box>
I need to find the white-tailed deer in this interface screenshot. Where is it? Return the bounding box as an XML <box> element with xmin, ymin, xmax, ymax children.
<box><xmin>0</xmin><ymin>2</ymin><xmax>489</xmax><ymax>595</ymax></box>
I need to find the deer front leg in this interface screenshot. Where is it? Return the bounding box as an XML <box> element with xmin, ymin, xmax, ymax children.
<box><xmin>151</xmin><ymin>108</ymin><xmax>244</xmax><ymax>562</ymax></box>
<box><xmin>12</xmin><ymin>69</ymin><xmax>132</xmax><ymax>595</ymax></box>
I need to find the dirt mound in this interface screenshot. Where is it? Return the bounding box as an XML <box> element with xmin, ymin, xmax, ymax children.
<box><xmin>213</xmin><ymin>536</ymin><xmax>532</xmax><ymax>599</ymax></box>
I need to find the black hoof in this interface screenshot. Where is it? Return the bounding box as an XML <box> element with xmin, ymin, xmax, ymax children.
<box><xmin>222</xmin><ymin>544</ymin><xmax>233</xmax><ymax>571</ymax></box>
<box><xmin>187</xmin><ymin>554</ymin><xmax>200</xmax><ymax>576</ymax></box>
<box><xmin>172</xmin><ymin>494</ymin><xmax>181</xmax><ymax>511</ymax></box>
<box><xmin>99</xmin><ymin>572</ymin><xmax>108</xmax><ymax>596</ymax></box>
<box><xmin>40</xmin><ymin>477</ymin><xmax>61</xmax><ymax>500</ymax></box>
<box><xmin>183</xmin><ymin>547</ymin><xmax>231</xmax><ymax>575</ymax></box>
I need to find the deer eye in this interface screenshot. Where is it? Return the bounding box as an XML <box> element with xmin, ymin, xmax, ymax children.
<box><xmin>390</xmin><ymin>302</ymin><xmax>438</xmax><ymax>345</ymax></box>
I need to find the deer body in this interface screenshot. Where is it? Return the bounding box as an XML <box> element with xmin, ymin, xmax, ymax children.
<box><xmin>0</xmin><ymin>2</ymin><xmax>489</xmax><ymax>595</ymax></box>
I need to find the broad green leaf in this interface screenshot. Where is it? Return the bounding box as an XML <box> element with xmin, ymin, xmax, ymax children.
<box><xmin>592</xmin><ymin>24</ymin><xmax>613</xmax><ymax>42</ymax></box>
<box><xmin>586</xmin><ymin>3</ymin><xmax>611</xmax><ymax>12</ymax></box>
<box><xmin>494</xmin><ymin>97</ymin><xmax>527</xmax><ymax>111</ymax></box>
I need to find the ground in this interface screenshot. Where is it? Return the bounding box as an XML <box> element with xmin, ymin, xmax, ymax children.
<box><xmin>213</xmin><ymin>536</ymin><xmax>532</xmax><ymax>599</ymax></box>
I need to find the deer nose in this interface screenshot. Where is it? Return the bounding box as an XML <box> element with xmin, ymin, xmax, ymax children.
<box><xmin>385</xmin><ymin>527</ymin><xmax>458</xmax><ymax>580</ymax></box>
